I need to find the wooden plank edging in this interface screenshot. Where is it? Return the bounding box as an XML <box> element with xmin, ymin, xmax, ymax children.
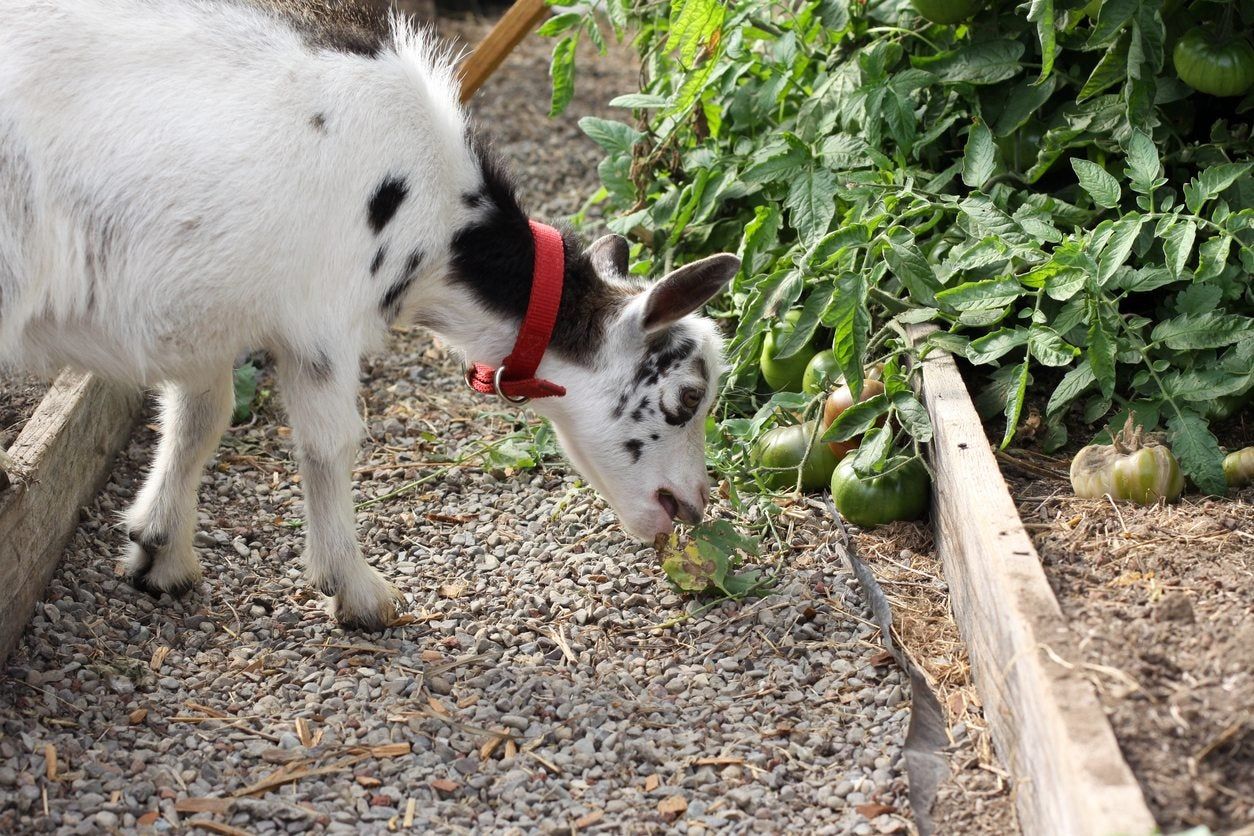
<box><xmin>906</xmin><ymin>325</ymin><xmax>1156</xmax><ymax>836</ymax></box>
<box><xmin>0</xmin><ymin>371</ymin><xmax>141</xmax><ymax>663</ymax></box>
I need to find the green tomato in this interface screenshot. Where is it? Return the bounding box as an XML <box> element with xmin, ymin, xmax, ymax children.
<box><xmin>909</xmin><ymin>0</ymin><xmax>985</xmax><ymax>25</ymax></box>
<box><xmin>755</xmin><ymin>421</ymin><xmax>840</xmax><ymax>492</ymax></box>
<box><xmin>1223</xmin><ymin>447</ymin><xmax>1254</xmax><ymax>489</ymax></box>
<box><xmin>802</xmin><ymin>350</ymin><xmax>842</xmax><ymax>395</ymax></box>
<box><xmin>1173</xmin><ymin>28</ymin><xmax>1254</xmax><ymax>98</ymax></box>
<box><xmin>759</xmin><ymin>310</ymin><xmax>814</xmax><ymax>392</ymax></box>
<box><xmin>830</xmin><ymin>456</ymin><xmax>931</xmax><ymax>528</ymax></box>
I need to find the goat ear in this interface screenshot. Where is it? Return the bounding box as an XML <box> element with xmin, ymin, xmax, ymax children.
<box><xmin>588</xmin><ymin>234</ymin><xmax>629</xmax><ymax>278</ymax></box>
<box><xmin>641</xmin><ymin>254</ymin><xmax>740</xmax><ymax>332</ymax></box>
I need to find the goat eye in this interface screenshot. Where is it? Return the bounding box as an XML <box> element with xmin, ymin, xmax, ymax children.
<box><xmin>681</xmin><ymin>386</ymin><xmax>704</xmax><ymax>410</ymax></box>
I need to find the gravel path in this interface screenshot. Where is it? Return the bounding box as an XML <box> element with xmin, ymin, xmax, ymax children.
<box><xmin>0</xmin><ymin>16</ymin><xmax>913</xmax><ymax>834</ymax></box>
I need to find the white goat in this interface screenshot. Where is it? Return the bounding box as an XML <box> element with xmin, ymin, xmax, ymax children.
<box><xmin>0</xmin><ymin>0</ymin><xmax>739</xmax><ymax>629</ymax></box>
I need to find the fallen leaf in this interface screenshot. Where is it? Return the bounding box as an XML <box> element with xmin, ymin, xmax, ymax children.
<box><xmin>426</xmin><ymin>697</ymin><xmax>451</xmax><ymax>717</ymax></box>
<box><xmin>355</xmin><ymin>775</ymin><xmax>382</xmax><ymax>788</ymax></box>
<box><xmin>430</xmin><ymin>779</ymin><xmax>459</xmax><ymax>795</ymax></box>
<box><xmin>856</xmin><ymin>802</ymin><xmax>896</xmax><ymax>818</ymax></box>
<box><xmin>869</xmin><ymin>649</ymin><xmax>894</xmax><ymax>667</ymax></box>
<box><xmin>150</xmin><ymin>646</ymin><xmax>171</xmax><ymax>671</ymax></box>
<box><xmin>137</xmin><ymin>811</ymin><xmax>160</xmax><ymax>826</ymax></box>
<box><xmin>438</xmin><ymin>581</ymin><xmax>467</xmax><ymax>598</ymax></box>
<box><xmin>643</xmin><ymin>774</ymin><xmax>661</xmax><ymax>792</ymax></box>
<box><xmin>403</xmin><ymin>798</ymin><xmax>416</xmax><ymax>828</ymax></box>
<box><xmin>657</xmin><ymin>795</ymin><xmax>687</xmax><ymax>821</ymax></box>
<box><xmin>420</xmin><ymin>649</ymin><xmax>444</xmax><ymax>663</ymax></box>
<box><xmin>128</xmin><ymin>708</ymin><xmax>148</xmax><ymax>725</ymax></box>
<box><xmin>45</xmin><ymin>744</ymin><xmax>57</xmax><ymax>781</ymax></box>
<box><xmin>295</xmin><ymin>718</ymin><xmax>313</xmax><ymax>748</ymax></box>
<box><xmin>575</xmin><ymin>810</ymin><xmax>604</xmax><ymax>829</ymax></box>
<box><xmin>175</xmin><ymin>797</ymin><xmax>235</xmax><ymax>814</ymax></box>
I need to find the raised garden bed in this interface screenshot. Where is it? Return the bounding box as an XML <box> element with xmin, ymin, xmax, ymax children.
<box><xmin>0</xmin><ymin>371</ymin><xmax>141</xmax><ymax>662</ymax></box>
<box><xmin>1001</xmin><ymin>448</ymin><xmax>1254</xmax><ymax>831</ymax></box>
<box><xmin>908</xmin><ymin>326</ymin><xmax>1158</xmax><ymax>836</ymax></box>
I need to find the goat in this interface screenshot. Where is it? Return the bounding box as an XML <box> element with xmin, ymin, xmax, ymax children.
<box><xmin>0</xmin><ymin>0</ymin><xmax>740</xmax><ymax>630</ymax></box>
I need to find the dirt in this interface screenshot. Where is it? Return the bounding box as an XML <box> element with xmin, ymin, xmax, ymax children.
<box><xmin>1000</xmin><ymin>446</ymin><xmax>1254</xmax><ymax>832</ymax></box>
<box><xmin>0</xmin><ymin>373</ymin><xmax>49</xmax><ymax>453</ymax></box>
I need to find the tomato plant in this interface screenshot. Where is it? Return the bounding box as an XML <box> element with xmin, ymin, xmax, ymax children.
<box><xmin>547</xmin><ymin>0</ymin><xmax>1254</xmax><ymax>497</ymax></box>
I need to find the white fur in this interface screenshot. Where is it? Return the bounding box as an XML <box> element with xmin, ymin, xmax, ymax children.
<box><xmin>0</xmin><ymin>0</ymin><xmax>732</xmax><ymax>630</ymax></box>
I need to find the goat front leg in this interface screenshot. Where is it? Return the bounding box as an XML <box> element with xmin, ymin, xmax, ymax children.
<box><xmin>124</xmin><ymin>368</ymin><xmax>233</xmax><ymax>595</ymax></box>
<box><xmin>279</xmin><ymin>354</ymin><xmax>402</xmax><ymax>631</ymax></box>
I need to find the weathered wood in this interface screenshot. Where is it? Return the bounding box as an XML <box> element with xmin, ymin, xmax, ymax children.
<box><xmin>458</xmin><ymin>0</ymin><xmax>549</xmax><ymax>103</ymax></box>
<box><xmin>0</xmin><ymin>371</ymin><xmax>140</xmax><ymax>662</ymax></box>
<box><xmin>907</xmin><ymin>325</ymin><xmax>1156</xmax><ymax>836</ymax></box>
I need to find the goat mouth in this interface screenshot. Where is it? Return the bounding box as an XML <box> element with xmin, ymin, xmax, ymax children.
<box><xmin>656</xmin><ymin>489</ymin><xmax>680</xmax><ymax>520</ymax></box>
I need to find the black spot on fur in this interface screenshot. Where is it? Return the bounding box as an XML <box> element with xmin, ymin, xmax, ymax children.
<box><xmin>369</xmin><ymin>246</ymin><xmax>386</xmax><ymax>276</ymax></box>
<box><xmin>380</xmin><ymin>276</ymin><xmax>414</xmax><ymax>323</ymax></box>
<box><xmin>612</xmin><ymin>391</ymin><xmax>629</xmax><ymax>420</ymax></box>
<box><xmin>448</xmin><ymin>137</ymin><xmax>628</xmax><ymax>366</ymax></box>
<box><xmin>405</xmin><ymin>249</ymin><xmax>424</xmax><ymax>275</ymax></box>
<box><xmin>630</xmin><ymin>396</ymin><xmax>650</xmax><ymax>422</ymax></box>
<box><xmin>310</xmin><ymin>112</ymin><xmax>327</xmax><ymax>133</ymax></box>
<box><xmin>368</xmin><ymin>177</ymin><xmax>408</xmax><ymax>234</ymax></box>
<box><xmin>634</xmin><ymin>334</ymin><xmax>696</xmax><ymax>387</ymax></box>
<box><xmin>650</xmin><ymin>433</ymin><xmax>660</xmax><ymax>441</ymax></box>
<box><xmin>624</xmin><ymin>439</ymin><xmax>644</xmax><ymax>463</ymax></box>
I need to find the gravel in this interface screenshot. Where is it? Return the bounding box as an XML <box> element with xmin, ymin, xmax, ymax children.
<box><xmin>0</xmin><ymin>14</ymin><xmax>913</xmax><ymax>835</ymax></box>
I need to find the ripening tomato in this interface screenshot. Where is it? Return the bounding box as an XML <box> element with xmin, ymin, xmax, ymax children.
<box><xmin>830</xmin><ymin>456</ymin><xmax>931</xmax><ymax>528</ymax></box>
<box><xmin>1070</xmin><ymin>421</ymin><xmax>1184</xmax><ymax>505</ymax></box>
<box><xmin>760</xmin><ymin>310</ymin><xmax>815</xmax><ymax>392</ymax></box>
<box><xmin>909</xmin><ymin>0</ymin><xmax>985</xmax><ymax>25</ymax></box>
<box><xmin>755</xmin><ymin>421</ymin><xmax>840</xmax><ymax>492</ymax></box>
<box><xmin>1173</xmin><ymin>28</ymin><xmax>1254</xmax><ymax>97</ymax></box>
<box><xmin>821</xmin><ymin>379</ymin><xmax>886</xmax><ymax>459</ymax></box>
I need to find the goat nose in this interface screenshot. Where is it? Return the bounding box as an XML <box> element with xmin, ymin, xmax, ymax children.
<box><xmin>657</xmin><ymin>489</ymin><xmax>703</xmax><ymax>525</ymax></box>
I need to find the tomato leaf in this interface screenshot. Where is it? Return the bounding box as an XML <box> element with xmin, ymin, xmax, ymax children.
<box><xmin>962</xmin><ymin>120</ymin><xmax>995</xmax><ymax>189</ymax></box>
<box><xmin>1071</xmin><ymin>159</ymin><xmax>1121</xmax><ymax>209</ymax></box>
<box><xmin>1166</xmin><ymin>410</ymin><xmax>1227</xmax><ymax>496</ymax></box>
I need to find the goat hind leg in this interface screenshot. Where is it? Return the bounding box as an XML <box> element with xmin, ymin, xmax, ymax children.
<box><xmin>279</xmin><ymin>354</ymin><xmax>401</xmax><ymax>631</ymax></box>
<box><xmin>123</xmin><ymin>368</ymin><xmax>233</xmax><ymax>595</ymax></box>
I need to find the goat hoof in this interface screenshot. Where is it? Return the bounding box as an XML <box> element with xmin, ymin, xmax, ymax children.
<box><xmin>123</xmin><ymin>540</ymin><xmax>201</xmax><ymax>599</ymax></box>
<box><xmin>332</xmin><ymin>584</ymin><xmax>404</xmax><ymax>633</ymax></box>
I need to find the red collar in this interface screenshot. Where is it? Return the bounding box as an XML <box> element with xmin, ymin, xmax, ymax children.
<box><xmin>464</xmin><ymin>220</ymin><xmax>567</xmax><ymax>403</ymax></box>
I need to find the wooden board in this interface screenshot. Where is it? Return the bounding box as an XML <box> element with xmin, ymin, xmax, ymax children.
<box><xmin>906</xmin><ymin>325</ymin><xmax>1156</xmax><ymax>836</ymax></box>
<box><xmin>0</xmin><ymin>371</ymin><xmax>141</xmax><ymax>662</ymax></box>
<box><xmin>458</xmin><ymin>0</ymin><xmax>549</xmax><ymax>103</ymax></box>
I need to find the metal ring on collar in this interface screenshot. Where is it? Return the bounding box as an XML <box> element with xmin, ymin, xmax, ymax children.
<box><xmin>493</xmin><ymin>365</ymin><xmax>530</xmax><ymax>405</ymax></box>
